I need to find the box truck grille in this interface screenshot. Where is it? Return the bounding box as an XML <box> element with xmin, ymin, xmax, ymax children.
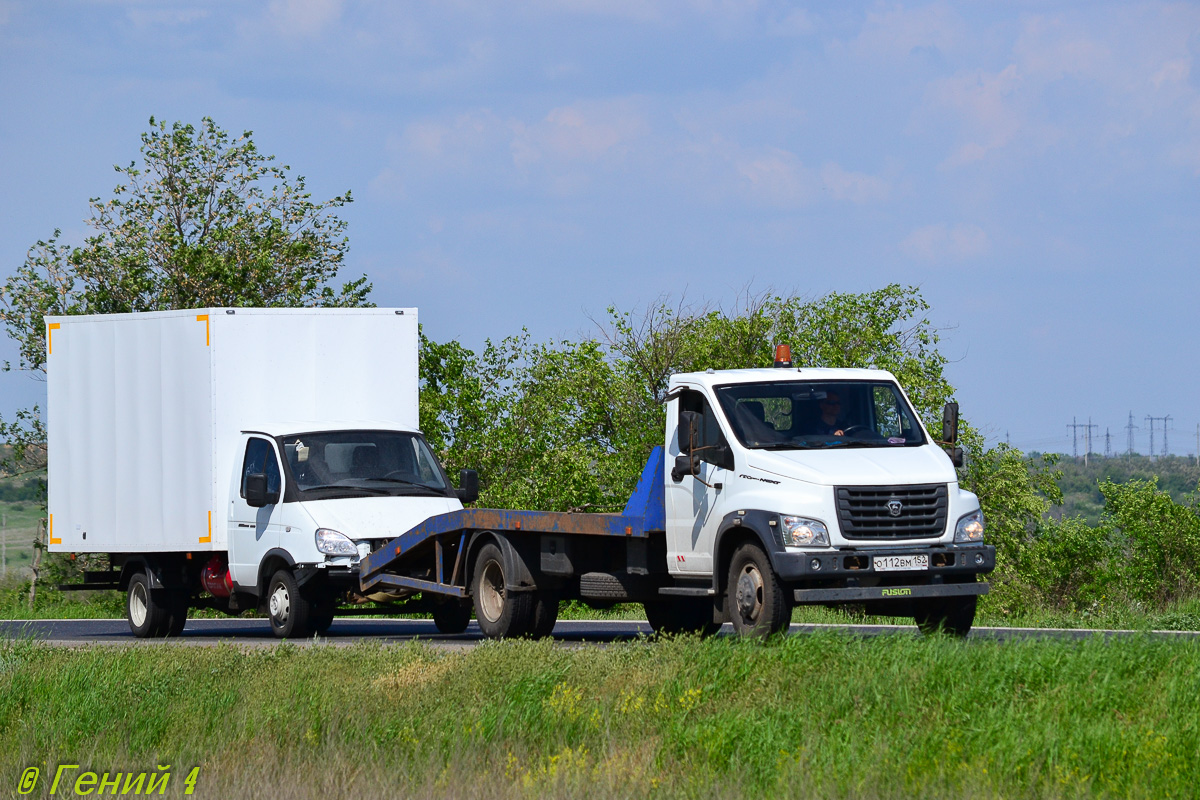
<box><xmin>835</xmin><ymin>484</ymin><xmax>948</xmax><ymax>540</ymax></box>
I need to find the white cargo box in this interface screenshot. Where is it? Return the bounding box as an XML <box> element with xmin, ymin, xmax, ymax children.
<box><xmin>46</xmin><ymin>308</ymin><xmax>418</xmax><ymax>554</ymax></box>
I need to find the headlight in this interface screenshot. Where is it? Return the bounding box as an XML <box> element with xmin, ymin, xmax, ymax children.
<box><xmin>954</xmin><ymin>510</ymin><xmax>985</xmax><ymax>543</ymax></box>
<box><xmin>315</xmin><ymin>528</ymin><xmax>358</xmax><ymax>556</ymax></box>
<box><xmin>780</xmin><ymin>515</ymin><xmax>830</xmax><ymax>547</ymax></box>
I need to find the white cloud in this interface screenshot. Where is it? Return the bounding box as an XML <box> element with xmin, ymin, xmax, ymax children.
<box><xmin>820</xmin><ymin>163</ymin><xmax>889</xmax><ymax>203</ymax></box>
<box><xmin>844</xmin><ymin>3</ymin><xmax>967</xmax><ymax>60</ymax></box>
<box><xmin>900</xmin><ymin>223</ymin><xmax>989</xmax><ymax>263</ymax></box>
<box><xmin>734</xmin><ymin>147</ymin><xmax>812</xmax><ymax>205</ymax></box>
<box><xmin>267</xmin><ymin>0</ymin><xmax>344</xmax><ymax>38</ymax></box>
<box><xmin>929</xmin><ymin>64</ymin><xmax>1023</xmax><ymax>167</ymax></box>
<box><xmin>511</xmin><ymin>100</ymin><xmax>649</xmax><ymax>167</ymax></box>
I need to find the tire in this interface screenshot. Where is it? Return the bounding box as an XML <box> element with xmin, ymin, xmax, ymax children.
<box><xmin>915</xmin><ymin>595</ymin><xmax>976</xmax><ymax>637</ymax></box>
<box><xmin>643</xmin><ymin>597</ymin><xmax>721</xmax><ymax>637</ymax></box>
<box><xmin>266</xmin><ymin>569</ymin><xmax>312</xmax><ymax>639</ymax></box>
<box><xmin>471</xmin><ymin>542</ymin><xmax>535</xmax><ymax>639</ymax></box>
<box><xmin>164</xmin><ymin>592</ymin><xmax>189</xmax><ymax>638</ymax></box>
<box><xmin>126</xmin><ymin>572</ymin><xmax>171</xmax><ymax>638</ymax></box>
<box><xmin>528</xmin><ymin>591</ymin><xmax>560</xmax><ymax>639</ymax></box>
<box><xmin>310</xmin><ymin>600</ymin><xmax>337</xmax><ymax>635</ymax></box>
<box><xmin>432</xmin><ymin>600</ymin><xmax>472</xmax><ymax>634</ymax></box>
<box><xmin>726</xmin><ymin>542</ymin><xmax>792</xmax><ymax>638</ymax></box>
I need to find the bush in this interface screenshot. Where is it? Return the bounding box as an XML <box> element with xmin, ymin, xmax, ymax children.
<box><xmin>1100</xmin><ymin>479</ymin><xmax>1200</xmax><ymax>605</ymax></box>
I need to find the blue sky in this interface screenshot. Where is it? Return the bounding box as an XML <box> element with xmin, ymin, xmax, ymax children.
<box><xmin>1</xmin><ymin>1</ymin><xmax>1198</xmax><ymax>456</ymax></box>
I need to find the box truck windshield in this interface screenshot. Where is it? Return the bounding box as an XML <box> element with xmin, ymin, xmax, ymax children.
<box><xmin>279</xmin><ymin>430</ymin><xmax>452</xmax><ymax>500</ymax></box>
<box><xmin>715</xmin><ymin>380</ymin><xmax>927</xmax><ymax>449</ymax></box>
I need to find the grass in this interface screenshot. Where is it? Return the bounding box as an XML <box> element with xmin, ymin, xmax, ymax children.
<box><xmin>1</xmin><ymin>633</ymin><xmax>1198</xmax><ymax>798</ymax></box>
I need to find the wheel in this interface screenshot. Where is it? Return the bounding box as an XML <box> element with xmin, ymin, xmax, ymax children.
<box><xmin>309</xmin><ymin>600</ymin><xmax>337</xmax><ymax>635</ymax></box>
<box><xmin>432</xmin><ymin>600</ymin><xmax>472</xmax><ymax>634</ymax></box>
<box><xmin>643</xmin><ymin>597</ymin><xmax>721</xmax><ymax>637</ymax></box>
<box><xmin>164</xmin><ymin>592</ymin><xmax>189</xmax><ymax>637</ymax></box>
<box><xmin>726</xmin><ymin>542</ymin><xmax>792</xmax><ymax>638</ymax></box>
<box><xmin>915</xmin><ymin>595</ymin><xmax>976</xmax><ymax>637</ymax></box>
<box><xmin>471</xmin><ymin>542</ymin><xmax>534</xmax><ymax>639</ymax></box>
<box><xmin>127</xmin><ymin>572</ymin><xmax>171</xmax><ymax>638</ymax></box>
<box><xmin>267</xmin><ymin>569</ymin><xmax>312</xmax><ymax>639</ymax></box>
<box><xmin>528</xmin><ymin>591</ymin><xmax>559</xmax><ymax>638</ymax></box>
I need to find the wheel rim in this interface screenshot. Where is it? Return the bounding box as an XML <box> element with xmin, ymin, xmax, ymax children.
<box><xmin>478</xmin><ymin>560</ymin><xmax>505</xmax><ymax>623</ymax></box>
<box><xmin>735</xmin><ymin>563</ymin><xmax>764</xmax><ymax>622</ymax></box>
<box><xmin>129</xmin><ymin>582</ymin><xmax>148</xmax><ymax>628</ymax></box>
<box><xmin>269</xmin><ymin>583</ymin><xmax>291</xmax><ymax>623</ymax></box>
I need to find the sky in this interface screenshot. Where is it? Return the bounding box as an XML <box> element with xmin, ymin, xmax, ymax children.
<box><xmin>1</xmin><ymin>0</ymin><xmax>1198</xmax><ymax>457</ymax></box>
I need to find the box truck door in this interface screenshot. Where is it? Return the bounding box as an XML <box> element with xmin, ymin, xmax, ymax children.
<box><xmin>228</xmin><ymin>436</ymin><xmax>286</xmax><ymax>589</ymax></box>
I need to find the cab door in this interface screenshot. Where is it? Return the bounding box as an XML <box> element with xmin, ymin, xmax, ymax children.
<box><xmin>227</xmin><ymin>435</ymin><xmax>286</xmax><ymax>589</ymax></box>
<box><xmin>665</xmin><ymin>389</ymin><xmax>734</xmax><ymax>575</ymax></box>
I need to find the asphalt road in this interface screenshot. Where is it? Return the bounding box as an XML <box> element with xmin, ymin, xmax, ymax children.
<box><xmin>2</xmin><ymin>618</ymin><xmax>1198</xmax><ymax>647</ymax></box>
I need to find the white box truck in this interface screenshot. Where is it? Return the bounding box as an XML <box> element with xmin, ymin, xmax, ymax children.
<box><xmin>48</xmin><ymin>308</ymin><xmax>476</xmax><ymax>637</ymax></box>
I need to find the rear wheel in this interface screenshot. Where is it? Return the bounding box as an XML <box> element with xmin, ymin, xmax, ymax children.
<box><xmin>914</xmin><ymin>595</ymin><xmax>976</xmax><ymax>637</ymax></box>
<box><xmin>726</xmin><ymin>543</ymin><xmax>792</xmax><ymax>638</ymax></box>
<box><xmin>471</xmin><ymin>542</ymin><xmax>534</xmax><ymax>639</ymax></box>
<box><xmin>528</xmin><ymin>591</ymin><xmax>560</xmax><ymax>638</ymax></box>
<box><xmin>432</xmin><ymin>600</ymin><xmax>472</xmax><ymax>634</ymax></box>
<box><xmin>164</xmin><ymin>592</ymin><xmax>189</xmax><ymax>637</ymax></box>
<box><xmin>127</xmin><ymin>572</ymin><xmax>171</xmax><ymax>638</ymax></box>
<box><xmin>267</xmin><ymin>569</ymin><xmax>312</xmax><ymax>639</ymax></box>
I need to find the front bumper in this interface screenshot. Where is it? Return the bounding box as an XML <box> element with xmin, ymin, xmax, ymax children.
<box><xmin>792</xmin><ymin>580</ymin><xmax>988</xmax><ymax>605</ymax></box>
<box><xmin>774</xmin><ymin>543</ymin><xmax>995</xmax><ymax>581</ymax></box>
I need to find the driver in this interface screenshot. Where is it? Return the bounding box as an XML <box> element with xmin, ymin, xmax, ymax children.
<box><xmin>814</xmin><ymin>391</ymin><xmax>846</xmax><ymax>436</ymax></box>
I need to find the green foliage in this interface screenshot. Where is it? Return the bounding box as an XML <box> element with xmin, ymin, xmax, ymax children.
<box><xmin>1100</xmin><ymin>478</ymin><xmax>1200</xmax><ymax>604</ymax></box>
<box><xmin>422</xmin><ymin>285</ymin><xmax>955</xmax><ymax>512</ymax></box>
<box><xmin>1047</xmin><ymin>454</ymin><xmax>1200</xmax><ymax>524</ymax></box>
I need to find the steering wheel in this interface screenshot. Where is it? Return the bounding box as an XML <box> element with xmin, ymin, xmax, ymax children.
<box><xmin>839</xmin><ymin>425</ymin><xmax>868</xmax><ymax>436</ymax></box>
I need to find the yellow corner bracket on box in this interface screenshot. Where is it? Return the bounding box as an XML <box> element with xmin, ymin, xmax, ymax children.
<box><xmin>47</xmin><ymin>322</ymin><xmax>60</xmax><ymax>355</ymax></box>
<box><xmin>49</xmin><ymin>513</ymin><xmax>60</xmax><ymax>545</ymax></box>
<box><xmin>200</xmin><ymin>510</ymin><xmax>212</xmax><ymax>544</ymax></box>
<box><xmin>196</xmin><ymin>314</ymin><xmax>209</xmax><ymax>346</ymax></box>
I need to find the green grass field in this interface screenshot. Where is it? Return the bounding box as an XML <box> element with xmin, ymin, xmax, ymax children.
<box><xmin>1</xmin><ymin>634</ymin><xmax>1197</xmax><ymax>799</ymax></box>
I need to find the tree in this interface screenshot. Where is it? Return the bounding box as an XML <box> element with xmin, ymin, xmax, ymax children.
<box><xmin>0</xmin><ymin>116</ymin><xmax>372</xmax><ymax>478</ymax></box>
<box><xmin>420</xmin><ymin>285</ymin><xmax>956</xmax><ymax>512</ymax></box>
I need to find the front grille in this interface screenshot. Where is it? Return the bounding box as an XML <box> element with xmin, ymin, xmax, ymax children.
<box><xmin>835</xmin><ymin>484</ymin><xmax>948</xmax><ymax>540</ymax></box>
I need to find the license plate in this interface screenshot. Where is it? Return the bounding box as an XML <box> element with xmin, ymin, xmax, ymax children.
<box><xmin>873</xmin><ymin>554</ymin><xmax>929</xmax><ymax>572</ymax></box>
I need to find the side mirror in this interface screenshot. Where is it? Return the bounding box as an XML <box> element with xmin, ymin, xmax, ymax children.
<box><xmin>677</xmin><ymin>410</ymin><xmax>701</xmax><ymax>454</ymax></box>
<box><xmin>942</xmin><ymin>402</ymin><xmax>959</xmax><ymax>445</ymax></box>
<box><xmin>244</xmin><ymin>473</ymin><xmax>279</xmax><ymax>508</ymax></box>
<box><xmin>949</xmin><ymin>447</ymin><xmax>964</xmax><ymax>468</ymax></box>
<box><xmin>456</xmin><ymin>469</ymin><xmax>479</xmax><ymax>503</ymax></box>
<box><xmin>671</xmin><ymin>453</ymin><xmax>700</xmax><ymax>483</ymax></box>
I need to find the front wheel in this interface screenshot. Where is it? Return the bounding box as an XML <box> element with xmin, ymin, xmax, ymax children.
<box><xmin>471</xmin><ymin>542</ymin><xmax>534</xmax><ymax>639</ymax></box>
<box><xmin>267</xmin><ymin>569</ymin><xmax>312</xmax><ymax>639</ymax></box>
<box><xmin>726</xmin><ymin>542</ymin><xmax>792</xmax><ymax>638</ymax></box>
<box><xmin>914</xmin><ymin>595</ymin><xmax>976</xmax><ymax>637</ymax></box>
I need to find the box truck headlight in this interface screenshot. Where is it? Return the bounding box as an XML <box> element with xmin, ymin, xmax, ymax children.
<box><xmin>780</xmin><ymin>516</ymin><xmax>830</xmax><ymax>547</ymax></box>
<box><xmin>315</xmin><ymin>528</ymin><xmax>358</xmax><ymax>556</ymax></box>
<box><xmin>954</xmin><ymin>510</ymin><xmax>985</xmax><ymax>543</ymax></box>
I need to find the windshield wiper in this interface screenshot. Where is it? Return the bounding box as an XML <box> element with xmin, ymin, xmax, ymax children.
<box><xmin>365</xmin><ymin>477</ymin><xmax>446</xmax><ymax>494</ymax></box>
<box><xmin>302</xmin><ymin>484</ymin><xmax>390</xmax><ymax>496</ymax></box>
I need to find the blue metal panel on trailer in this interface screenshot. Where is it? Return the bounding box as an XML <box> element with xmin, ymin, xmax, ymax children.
<box><xmin>621</xmin><ymin>446</ymin><xmax>666</xmax><ymax>532</ymax></box>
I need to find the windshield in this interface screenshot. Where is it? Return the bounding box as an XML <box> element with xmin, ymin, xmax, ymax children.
<box><xmin>715</xmin><ymin>380</ymin><xmax>927</xmax><ymax>450</ymax></box>
<box><xmin>278</xmin><ymin>430</ymin><xmax>452</xmax><ymax>500</ymax></box>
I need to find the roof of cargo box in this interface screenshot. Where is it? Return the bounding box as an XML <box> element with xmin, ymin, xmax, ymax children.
<box><xmin>240</xmin><ymin>420</ymin><xmax>422</xmax><ymax>437</ymax></box>
<box><xmin>44</xmin><ymin>307</ymin><xmax>415</xmax><ymax>323</ymax></box>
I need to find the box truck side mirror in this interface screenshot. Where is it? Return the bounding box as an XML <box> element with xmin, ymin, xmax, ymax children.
<box><xmin>244</xmin><ymin>473</ymin><xmax>279</xmax><ymax>508</ymax></box>
<box><xmin>677</xmin><ymin>410</ymin><xmax>700</xmax><ymax>454</ymax></box>
<box><xmin>456</xmin><ymin>469</ymin><xmax>479</xmax><ymax>503</ymax></box>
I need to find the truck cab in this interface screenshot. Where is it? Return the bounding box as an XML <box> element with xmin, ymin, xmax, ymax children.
<box><xmin>662</xmin><ymin>363</ymin><xmax>992</xmax><ymax>636</ymax></box>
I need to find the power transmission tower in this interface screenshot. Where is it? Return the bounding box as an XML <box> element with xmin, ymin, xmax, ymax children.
<box><xmin>1146</xmin><ymin>415</ymin><xmax>1156</xmax><ymax>459</ymax></box>
<box><xmin>1084</xmin><ymin>418</ymin><xmax>1098</xmax><ymax>466</ymax></box>
<box><xmin>1162</xmin><ymin>414</ymin><xmax>1172</xmax><ymax>456</ymax></box>
<box><xmin>1105</xmin><ymin>428</ymin><xmax>1112</xmax><ymax>458</ymax></box>
<box><xmin>1067</xmin><ymin>417</ymin><xmax>1081</xmax><ymax>458</ymax></box>
<box><xmin>1195</xmin><ymin>424</ymin><xmax>1199</xmax><ymax>465</ymax></box>
<box><xmin>1126</xmin><ymin>411</ymin><xmax>1138</xmax><ymax>455</ymax></box>
<box><xmin>1145</xmin><ymin>415</ymin><xmax>1171</xmax><ymax>459</ymax></box>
